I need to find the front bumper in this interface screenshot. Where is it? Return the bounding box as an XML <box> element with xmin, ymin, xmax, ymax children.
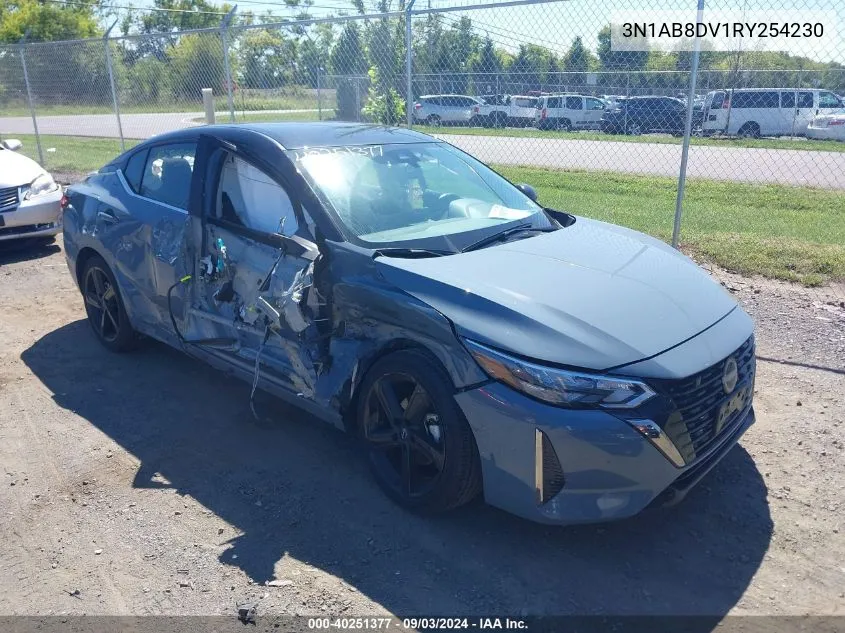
<box><xmin>0</xmin><ymin>188</ymin><xmax>63</xmax><ymax>242</ymax></box>
<box><xmin>455</xmin><ymin>381</ymin><xmax>754</xmax><ymax>525</ymax></box>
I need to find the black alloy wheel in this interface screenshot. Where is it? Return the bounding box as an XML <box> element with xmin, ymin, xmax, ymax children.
<box><xmin>358</xmin><ymin>350</ymin><xmax>481</xmax><ymax>513</ymax></box>
<box><xmin>82</xmin><ymin>255</ymin><xmax>136</xmax><ymax>352</ymax></box>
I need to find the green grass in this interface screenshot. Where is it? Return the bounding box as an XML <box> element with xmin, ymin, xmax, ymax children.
<box><xmin>495</xmin><ymin>165</ymin><xmax>845</xmax><ymax>286</ymax></box>
<box><xmin>192</xmin><ymin>109</ymin><xmax>334</xmax><ymax>124</ymax></box>
<box><xmin>417</xmin><ymin>125</ymin><xmax>845</xmax><ymax>153</ymax></box>
<box><xmin>11</xmin><ymin>134</ymin><xmax>843</xmax><ymax>285</ymax></box>
<box><xmin>13</xmin><ymin>134</ymin><xmax>140</xmax><ymax>174</ymax></box>
<box><xmin>1</xmin><ymin>92</ymin><xmax>324</xmax><ymax>117</ymax></box>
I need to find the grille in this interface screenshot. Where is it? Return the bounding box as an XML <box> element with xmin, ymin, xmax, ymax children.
<box><xmin>658</xmin><ymin>336</ymin><xmax>756</xmax><ymax>461</ymax></box>
<box><xmin>0</xmin><ymin>186</ymin><xmax>19</xmax><ymax>213</ymax></box>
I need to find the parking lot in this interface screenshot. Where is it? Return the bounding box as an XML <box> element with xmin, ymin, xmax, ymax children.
<box><xmin>1</xmin><ymin>236</ymin><xmax>843</xmax><ymax>618</ymax></box>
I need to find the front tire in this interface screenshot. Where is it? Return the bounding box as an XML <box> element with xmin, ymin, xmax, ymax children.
<box><xmin>81</xmin><ymin>255</ymin><xmax>137</xmax><ymax>353</ymax></box>
<box><xmin>357</xmin><ymin>349</ymin><xmax>481</xmax><ymax>513</ymax></box>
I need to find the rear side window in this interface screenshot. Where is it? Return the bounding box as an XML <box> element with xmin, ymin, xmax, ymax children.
<box><xmin>140</xmin><ymin>142</ymin><xmax>197</xmax><ymax>211</ymax></box>
<box><xmin>797</xmin><ymin>91</ymin><xmax>814</xmax><ymax>108</ymax></box>
<box><xmin>586</xmin><ymin>97</ymin><xmax>605</xmax><ymax>110</ymax></box>
<box><xmin>781</xmin><ymin>91</ymin><xmax>795</xmax><ymax>108</ymax></box>
<box><xmin>565</xmin><ymin>96</ymin><xmax>583</xmax><ymax>110</ymax></box>
<box><xmin>733</xmin><ymin>91</ymin><xmax>779</xmax><ymax>108</ymax></box>
<box><xmin>547</xmin><ymin>96</ymin><xmax>561</xmax><ymax>109</ymax></box>
<box><xmin>123</xmin><ymin>149</ymin><xmax>148</xmax><ymax>193</ymax></box>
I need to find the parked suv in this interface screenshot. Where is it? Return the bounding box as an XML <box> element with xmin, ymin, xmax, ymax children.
<box><xmin>413</xmin><ymin>94</ymin><xmax>485</xmax><ymax>126</ymax></box>
<box><xmin>478</xmin><ymin>94</ymin><xmax>538</xmax><ymax>127</ymax></box>
<box><xmin>701</xmin><ymin>88</ymin><xmax>844</xmax><ymax>138</ymax></box>
<box><xmin>601</xmin><ymin>96</ymin><xmax>686</xmax><ymax>135</ymax></box>
<box><xmin>534</xmin><ymin>94</ymin><xmax>606</xmax><ymax>131</ymax></box>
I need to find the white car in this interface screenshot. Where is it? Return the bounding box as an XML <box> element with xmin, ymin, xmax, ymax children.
<box><xmin>412</xmin><ymin>94</ymin><xmax>484</xmax><ymax>126</ymax></box>
<box><xmin>0</xmin><ymin>139</ymin><xmax>63</xmax><ymax>243</ymax></box>
<box><xmin>806</xmin><ymin>112</ymin><xmax>845</xmax><ymax>141</ymax></box>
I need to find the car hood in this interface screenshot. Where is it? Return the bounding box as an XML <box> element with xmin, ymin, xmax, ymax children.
<box><xmin>0</xmin><ymin>149</ymin><xmax>45</xmax><ymax>188</ymax></box>
<box><xmin>375</xmin><ymin>217</ymin><xmax>738</xmax><ymax>371</ymax></box>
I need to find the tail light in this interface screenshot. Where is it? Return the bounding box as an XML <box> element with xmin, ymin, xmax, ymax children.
<box><xmin>60</xmin><ymin>193</ymin><xmax>69</xmax><ymax>209</ymax></box>
<box><xmin>828</xmin><ymin>119</ymin><xmax>844</xmax><ymax>126</ymax></box>
<box><xmin>722</xmin><ymin>97</ymin><xmax>730</xmax><ymax>109</ymax></box>
<box><xmin>541</xmin><ymin>107</ymin><xmax>547</xmax><ymax>120</ymax></box>
<box><xmin>414</xmin><ymin>102</ymin><xmax>422</xmax><ymax>110</ymax></box>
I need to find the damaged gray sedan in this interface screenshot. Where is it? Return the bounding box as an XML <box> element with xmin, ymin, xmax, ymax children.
<box><xmin>63</xmin><ymin>123</ymin><xmax>756</xmax><ymax>524</ymax></box>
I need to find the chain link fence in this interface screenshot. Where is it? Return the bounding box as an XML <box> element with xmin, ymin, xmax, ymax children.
<box><xmin>1</xmin><ymin>0</ymin><xmax>843</xmax><ymax>289</ymax></box>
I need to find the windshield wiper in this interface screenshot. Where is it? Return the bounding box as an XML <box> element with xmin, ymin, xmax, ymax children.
<box><xmin>461</xmin><ymin>223</ymin><xmax>557</xmax><ymax>253</ymax></box>
<box><xmin>372</xmin><ymin>247</ymin><xmax>454</xmax><ymax>259</ymax></box>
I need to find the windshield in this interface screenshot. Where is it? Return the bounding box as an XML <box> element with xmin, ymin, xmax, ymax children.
<box><xmin>289</xmin><ymin>142</ymin><xmax>549</xmax><ymax>249</ymax></box>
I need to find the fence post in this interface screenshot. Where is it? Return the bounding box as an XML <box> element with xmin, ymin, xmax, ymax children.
<box><xmin>220</xmin><ymin>5</ymin><xmax>238</xmax><ymax>123</ymax></box>
<box><xmin>405</xmin><ymin>0</ymin><xmax>417</xmax><ymax>127</ymax></box>
<box><xmin>103</xmin><ymin>20</ymin><xmax>125</xmax><ymax>153</ymax></box>
<box><xmin>317</xmin><ymin>66</ymin><xmax>322</xmax><ymax>121</ymax></box>
<box><xmin>355</xmin><ymin>77</ymin><xmax>361</xmax><ymax>122</ymax></box>
<box><xmin>672</xmin><ymin>0</ymin><xmax>705</xmax><ymax>250</ymax></box>
<box><xmin>18</xmin><ymin>32</ymin><xmax>43</xmax><ymax>166</ymax></box>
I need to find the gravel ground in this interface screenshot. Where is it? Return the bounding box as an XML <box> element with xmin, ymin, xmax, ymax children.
<box><xmin>0</xmin><ymin>237</ymin><xmax>843</xmax><ymax>619</ymax></box>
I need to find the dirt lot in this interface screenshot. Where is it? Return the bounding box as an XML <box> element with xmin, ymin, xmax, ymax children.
<box><xmin>0</xmin><ymin>237</ymin><xmax>843</xmax><ymax>619</ymax></box>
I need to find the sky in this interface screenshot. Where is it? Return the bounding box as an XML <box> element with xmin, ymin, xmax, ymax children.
<box><xmin>123</xmin><ymin>0</ymin><xmax>844</xmax><ymax>64</ymax></box>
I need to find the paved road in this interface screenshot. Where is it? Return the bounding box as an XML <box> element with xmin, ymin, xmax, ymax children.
<box><xmin>2</xmin><ymin>111</ymin><xmax>844</xmax><ymax>189</ymax></box>
<box><xmin>437</xmin><ymin>134</ymin><xmax>845</xmax><ymax>189</ymax></box>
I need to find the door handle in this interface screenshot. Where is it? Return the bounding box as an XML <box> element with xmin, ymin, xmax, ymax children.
<box><xmin>98</xmin><ymin>208</ymin><xmax>119</xmax><ymax>224</ymax></box>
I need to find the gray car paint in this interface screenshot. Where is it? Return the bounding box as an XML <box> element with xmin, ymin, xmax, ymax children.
<box><xmin>456</xmin><ymin>378</ymin><xmax>755</xmax><ymax>523</ymax></box>
<box><xmin>376</xmin><ymin>216</ymin><xmax>738</xmax><ymax>373</ymax></box>
<box><xmin>62</xmin><ymin>122</ymin><xmax>756</xmax><ymax>525</ymax></box>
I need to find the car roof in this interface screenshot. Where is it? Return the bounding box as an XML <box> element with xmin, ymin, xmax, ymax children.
<box><xmin>128</xmin><ymin>122</ymin><xmax>436</xmax><ymax>151</ymax></box>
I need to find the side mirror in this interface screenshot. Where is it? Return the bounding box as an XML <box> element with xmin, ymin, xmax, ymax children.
<box><xmin>2</xmin><ymin>139</ymin><xmax>23</xmax><ymax>151</ymax></box>
<box><xmin>516</xmin><ymin>183</ymin><xmax>538</xmax><ymax>202</ymax></box>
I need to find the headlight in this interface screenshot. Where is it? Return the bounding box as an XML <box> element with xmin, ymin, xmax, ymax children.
<box><xmin>464</xmin><ymin>339</ymin><xmax>656</xmax><ymax>409</ymax></box>
<box><xmin>23</xmin><ymin>173</ymin><xmax>59</xmax><ymax>200</ymax></box>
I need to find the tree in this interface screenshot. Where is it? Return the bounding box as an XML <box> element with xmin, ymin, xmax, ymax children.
<box><xmin>468</xmin><ymin>37</ymin><xmax>503</xmax><ymax>96</ymax></box>
<box><xmin>331</xmin><ymin>22</ymin><xmax>368</xmax><ymax>120</ymax></box>
<box><xmin>509</xmin><ymin>44</ymin><xmax>556</xmax><ymax>93</ymax></box>
<box><xmin>170</xmin><ymin>33</ymin><xmax>227</xmax><ymax>98</ymax></box>
<box><xmin>362</xmin><ymin>63</ymin><xmax>404</xmax><ymax>124</ymax></box>
<box><xmin>0</xmin><ymin>0</ymin><xmax>101</xmax><ymax>43</ymax></box>
<box><xmin>596</xmin><ymin>26</ymin><xmax>648</xmax><ymax>72</ymax></box>
<box><xmin>238</xmin><ymin>28</ymin><xmax>297</xmax><ymax>89</ymax></box>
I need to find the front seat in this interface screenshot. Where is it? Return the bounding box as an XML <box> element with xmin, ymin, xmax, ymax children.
<box><xmin>158</xmin><ymin>157</ymin><xmax>193</xmax><ymax>209</ymax></box>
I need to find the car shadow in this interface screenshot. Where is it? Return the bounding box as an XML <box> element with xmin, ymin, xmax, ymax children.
<box><xmin>0</xmin><ymin>238</ymin><xmax>61</xmax><ymax>265</ymax></box>
<box><xmin>22</xmin><ymin>321</ymin><xmax>773</xmax><ymax>618</ymax></box>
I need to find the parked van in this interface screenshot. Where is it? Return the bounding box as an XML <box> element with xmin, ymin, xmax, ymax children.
<box><xmin>702</xmin><ymin>88</ymin><xmax>844</xmax><ymax>138</ymax></box>
<box><xmin>534</xmin><ymin>94</ymin><xmax>606</xmax><ymax>130</ymax></box>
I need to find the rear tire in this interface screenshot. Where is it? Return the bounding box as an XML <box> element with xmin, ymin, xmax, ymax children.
<box><xmin>81</xmin><ymin>255</ymin><xmax>137</xmax><ymax>353</ymax></box>
<box><xmin>426</xmin><ymin>114</ymin><xmax>441</xmax><ymax>127</ymax></box>
<box><xmin>559</xmin><ymin>118</ymin><xmax>572</xmax><ymax>131</ymax></box>
<box><xmin>738</xmin><ymin>122</ymin><xmax>761</xmax><ymax>139</ymax></box>
<box><xmin>357</xmin><ymin>349</ymin><xmax>482</xmax><ymax>514</ymax></box>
